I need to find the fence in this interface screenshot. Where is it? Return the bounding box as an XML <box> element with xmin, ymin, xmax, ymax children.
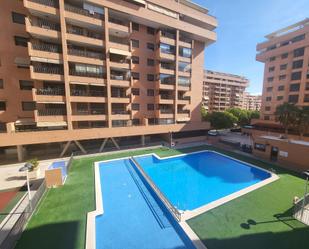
<box><xmin>294</xmin><ymin>194</ymin><xmax>309</xmax><ymax>225</ymax></box>
<box><xmin>0</xmin><ymin>180</ymin><xmax>46</xmax><ymax>249</ymax></box>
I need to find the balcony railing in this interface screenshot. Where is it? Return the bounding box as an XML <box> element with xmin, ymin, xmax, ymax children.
<box><xmin>69</xmin><ymin>69</ymin><xmax>105</xmax><ymax>78</ymax></box>
<box><xmin>110</xmin><ymin>74</ymin><xmax>131</xmax><ymax>81</ymax></box>
<box><xmin>160</xmin><ymin>77</ymin><xmax>175</xmax><ymax>85</ymax></box>
<box><xmin>29</xmin><ymin>0</ymin><xmax>59</xmax><ymax>8</ymax></box>
<box><xmin>38</xmin><ymin>109</ymin><xmax>66</xmax><ymax>116</ymax></box>
<box><xmin>160</xmin><ymin>94</ymin><xmax>174</xmax><ymax>100</ymax></box>
<box><xmin>112</xmin><ymin>110</ymin><xmax>130</xmax><ymax>115</ymax></box>
<box><xmin>160</xmin><ymin>109</ymin><xmax>174</xmax><ymax>114</ymax></box>
<box><xmin>33</xmin><ymin>65</ymin><xmax>64</xmax><ymax>75</ymax></box>
<box><xmin>64</xmin><ymin>3</ymin><xmax>104</xmax><ymax>20</ymax></box>
<box><xmin>178</xmin><ymin>96</ymin><xmax>191</xmax><ymax>101</ymax></box>
<box><xmin>67</xmin><ymin>27</ymin><xmax>103</xmax><ymax>40</ymax></box>
<box><xmin>178</xmin><ymin>82</ymin><xmax>191</xmax><ymax>87</ymax></box>
<box><xmin>160</xmin><ymin>64</ymin><xmax>175</xmax><ymax>70</ymax></box>
<box><xmin>68</xmin><ymin>48</ymin><xmax>105</xmax><ymax>60</ymax></box>
<box><xmin>37</xmin><ymin>88</ymin><xmax>65</xmax><ymax>96</ymax></box>
<box><xmin>111</xmin><ymin>93</ymin><xmax>129</xmax><ymax>98</ymax></box>
<box><xmin>73</xmin><ymin>109</ymin><xmax>106</xmax><ymax>115</ymax></box>
<box><xmin>32</xmin><ymin>43</ymin><xmax>62</xmax><ymax>53</ymax></box>
<box><xmin>178</xmin><ymin>110</ymin><xmax>190</xmax><ymax>114</ymax></box>
<box><xmin>108</xmin><ymin>17</ymin><xmax>128</xmax><ymax>27</ymax></box>
<box><xmin>31</xmin><ymin>18</ymin><xmax>61</xmax><ymax>31</ymax></box>
<box><xmin>70</xmin><ymin>89</ymin><xmax>106</xmax><ymax>97</ymax></box>
<box><xmin>161</xmin><ymin>31</ymin><xmax>176</xmax><ymax>40</ymax></box>
<box><xmin>149</xmin><ymin>118</ymin><xmax>175</xmax><ymax>125</ymax></box>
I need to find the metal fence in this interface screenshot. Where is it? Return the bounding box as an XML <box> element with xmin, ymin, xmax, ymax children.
<box><xmin>294</xmin><ymin>194</ymin><xmax>309</xmax><ymax>225</ymax></box>
<box><xmin>0</xmin><ymin>180</ymin><xmax>46</xmax><ymax>249</ymax></box>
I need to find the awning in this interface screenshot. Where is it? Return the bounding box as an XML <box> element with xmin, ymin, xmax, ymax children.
<box><xmin>127</xmin><ymin>0</ymin><xmax>146</xmax><ymax>6</ymax></box>
<box><xmin>109</xmin><ymin>48</ymin><xmax>131</xmax><ymax>57</ymax></box>
<box><xmin>14</xmin><ymin>57</ymin><xmax>30</xmax><ymax>66</ymax></box>
<box><xmin>15</xmin><ymin>118</ymin><xmax>36</xmax><ymax>126</ymax></box>
<box><xmin>31</xmin><ymin>56</ymin><xmax>62</xmax><ymax>64</ymax></box>
<box><xmin>37</xmin><ymin>121</ymin><xmax>67</xmax><ymax>127</ymax></box>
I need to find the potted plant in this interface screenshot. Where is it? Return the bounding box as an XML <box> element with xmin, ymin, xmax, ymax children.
<box><xmin>27</xmin><ymin>158</ymin><xmax>40</xmax><ymax>179</ymax></box>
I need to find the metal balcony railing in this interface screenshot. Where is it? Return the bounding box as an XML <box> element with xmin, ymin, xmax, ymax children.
<box><xmin>36</xmin><ymin>88</ymin><xmax>65</xmax><ymax>96</ymax></box>
<box><xmin>29</xmin><ymin>0</ymin><xmax>59</xmax><ymax>8</ymax></box>
<box><xmin>160</xmin><ymin>64</ymin><xmax>175</xmax><ymax>70</ymax></box>
<box><xmin>148</xmin><ymin>118</ymin><xmax>175</xmax><ymax>125</ymax></box>
<box><xmin>111</xmin><ymin>93</ymin><xmax>129</xmax><ymax>98</ymax></box>
<box><xmin>108</xmin><ymin>17</ymin><xmax>128</xmax><ymax>27</ymax></box>
<box><xmin>160</xmin><ymin>94</ymin><xmax>174</xmax><ymax>100</ymax></box>
<box><xmin>67</xmin><ymin>27</ymin><xmax>103</xmax><ymax>40</ymax></box>
<box><xmin>70</xmin><ymin>89</ymin><xmax>106</xmax><ymax>97</ymax></box>
<box><xmin>68</xmin><ymin>48</ymin><xmax>105</xmax><ymax>60</ymax></box>
<box><xmin>178</xmin><ymin>96</ymin><xmax>191</xmax><ymax>101</ymax></box>
<box><xmin>160</xmin><ymin>78</ymin><xmax>175</xmax><ymax>85</ymax></box>
<box><xmin>32</xmin><ymin>43</ymin><xmax>62</xmax><ymax>53</ymax></box>
<box><xmin>161</xmin><ymin>31</ymin><xmax>176</xmax><ymax>40</ymax></box>
<box><xmin>38</xmin><ymin>109</ymin><xmax>66</xmax><ymax>116</ymax></box>
<box><xmin>178</xmin><ymin>110</ymin><xmax>190</xmax><ymax>114</ymax></box>
<box><xmin>160</xmin><ymin>109</ymin><xmax>174</xmax><ymax>114</ymax></box>
<box><xmin>69</xmin><ymin>69</ymin><xmax>105</xmax><ymax>78</ymax></box>
<box><xmin>110</xmin><ymin>74</ymin><xmax>131</xmax><ymax>81</ymax></box>
<box><xmin>73</xmin><ymin>109</ymin><xmax>106</xmax><ymax>115</ymax></box>
<box><xmin>32</xmin><ymin>18</ymin><xmax>61</xmax><ymax>31</ymax></box>
<box><xmin>109</xmin><ymin>36</ymin><xmax>129</xmax><ymax>45</ymax></box>
<box><xmin>64</xmin><ymin>3</ymin><xmax>104</xmax><ymax>20</ymax></box>
<box><xmin>178</xmin><ymin>82</ymin><xmax>191</xmax><ymax>87</ymax></box>
<box><xmin>112</xmin><ymin>110</ymin><xmax>130</xmax><ymax>115</ymax></box>
<box><xmin>33</xmin><ymin>65</ymin><xmax>64</xmax><ymax>74</ymax></box>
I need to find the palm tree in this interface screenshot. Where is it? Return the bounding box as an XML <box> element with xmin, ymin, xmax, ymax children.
<box><xmin>275</xmin><ymin>103</ymin><xmax>299</xmax><ymax>135</ymax></box>
<box><xmin>296</xmin><ymin>107</ymin><xmax>309</xmax><ymax>139</ymax></box>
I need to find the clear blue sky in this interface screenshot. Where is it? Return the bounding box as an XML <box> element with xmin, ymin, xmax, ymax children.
<box><xmin>194</xmin><ymin>0</ymin><xmax>309</xmax><ymax>94</ymax></box>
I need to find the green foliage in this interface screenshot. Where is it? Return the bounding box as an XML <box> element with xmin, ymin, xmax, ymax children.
<box><xmin>249</xmin><ymin>110</ymin><xmax>260</xmax><ymax>120</ymax></box>
<box><xmin>208</xmin><ymin>111</ymin><xmax>237</xmax><ymax>129</ymax></box>
<box><xmin>226</xmin><ymin>108</ymin><xmax>260</xmax><ymax>126</ymax></box>
<box><xmin>295</xmin><ymin>106</ymin><xmax>309</xmax><ymax>137</ymax></box>
<box><xmin>27</xmin><ymin>158</ymin><xmax>39</xmax><ymax>171</ymax></box>
<box><xmin>275</xmin><ymin>103</ymin><xmax>299</xmax><ymax>134</ymax></box>
<box><xmin>201</xmin><ymin>106</ymin><xmax>208</xmax><ymax>121</ymax></box>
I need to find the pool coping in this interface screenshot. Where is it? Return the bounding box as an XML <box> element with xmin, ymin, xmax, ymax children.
<box><xmin>86</xmin><ymin>150</ymin><xmax>279</xmax><ymax>249</ymax></box>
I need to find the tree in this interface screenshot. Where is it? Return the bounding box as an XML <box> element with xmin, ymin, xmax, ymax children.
<box><xmin>275</xmin><ymin>103</ymin><xmax>299</xmax><ymax>134</ymax></box>
<box><xmin>201</xmin><ymin>106</ymin><xmax>208</xmax><ymax>121</ymax></box>
<box><xmin>226</xmin><ymin>108</ymin><xmax>249</xmax><ymax>126</ymax></box>
<box><xmin>208</xmin><ymin>111</ymin><xmax>237</xmax><ymax>130</ymax></box>
<box><xmin>296</xmin><ymin>107</ymin><xmax>309</xmax><ymax>139</ymax></box>
<box><xmin>249</xmin><ymin>110</ymin><xmax>260</xmax><ymax>120</ymax></box>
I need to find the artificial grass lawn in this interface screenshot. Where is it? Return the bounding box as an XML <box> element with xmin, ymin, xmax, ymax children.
<box><xmin>15</xmin><ymin>146</ymin><xmax>308</xmax><ymax>249</ymax></box>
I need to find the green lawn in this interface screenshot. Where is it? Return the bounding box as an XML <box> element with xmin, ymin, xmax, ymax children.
<box><xmin>15</xmin><ymin>146</ymin><xmax>309</xmax><ymax>249</ymax></box>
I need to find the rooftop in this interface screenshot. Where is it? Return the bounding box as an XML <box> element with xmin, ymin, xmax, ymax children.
<box><xmin>204</xmin><ymin>70</ymin><xmax>249</xmax><ymax>82</ymax></box>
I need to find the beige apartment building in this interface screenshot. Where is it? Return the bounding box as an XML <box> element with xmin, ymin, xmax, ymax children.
<box><xmin>0</xmin><ymin>0</ymin><xmax>217</xmax><ymax>161</ymax></box>
<box><xmin>256</xmin><ymin>18</ymin><xmax>309</xmax><ymax>122</ymax></box>
<box><xmin>202</xmin><ymin>70</ymin><xmax>249</xmax><ymax>112</ymax></box>
<box><xmin>242</xmin><ymin>92</ymin><xmax>261</xmax><ymax>111</ymax></box>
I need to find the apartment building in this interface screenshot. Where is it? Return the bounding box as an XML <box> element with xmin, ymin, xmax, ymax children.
<box><xmin>242</xmin><ymin>92</ymin><xmax>261</xmax><ymax>111</ymax></box>
<box><xmin>256</xmin><ymin>18</ymin><xmax>309</xmax><ymax>122</ymax></box>
<box><xmin>202</xmin><ymin>70</ymin><xmax>249</xmax><ymax>112</ymax></box>
<box><xmin>0</xmin><ymin>0</ymin><xmax>217</xmax><ymax>161</ymax></box>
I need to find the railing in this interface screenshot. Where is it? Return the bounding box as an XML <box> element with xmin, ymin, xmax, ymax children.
<box><xmin>36</xmin><ymin>88</ymin><xmax>65</xmax><ymax>96</ymax></box>
<box><xmin>178</xmin><ymin>82</ymin><xmax>191</xmax><ymax>87</ymax></box>
<box><xmin>179</xmin><ymin>36</ymin><xmax>192</xmax><ymax>44</ymax></box>
<box><xmin>108</xmin><ymin>17</ymin><xmax>128</xmax><ymax>27</ymax></box>
<box><xmin>70</xmin><ymin>89</ymin><xmax>106</xmax><ymax>97</ymax></box>
<box><xmin>72</xmin><ymin>109</ymin><xmax>106</xmax><ymax>115</ymax></box>
<box><xmin>29</xmin><ymin>0</ymin><xmax>59</xmax><ymax>8</ymax></box>
<box><xmin>111</xmin><ymin>94</ymin><xmax>129</xmax><ymax>98</ymax></box>
<box><xmin>64</xmin><ymin>3</ymin><xmax>104</xmax><ymax>20</ymax></box>
<box><xmin>67</xmin><ymin>27</ymin><xmax>103</xmax><ymax>40</ymax></box>
<box><xmin>160</xmin><ymin>109</ymin><xmax>174</xmax><ymax>114</ymax></box>
<box><xmin>32</xmin><ymin>43</ymin><xmax>62</xmax><ymax>53</ymax></box>
<box><xmin>161</xmin><ymin>30</ymin><xmax>176</xmax><ymax>40</ymax></box>
<box><xmin>112</xmin><ymin>110</ymin><xmax>130</xmax><ymax>115</ymax></box>
<box><xmin>178</xmin><ymin>110</ymin><xmax>190</xmax><ymax>114</ymax></box>
<box><xmin>32</xmin><ymin>18</ymin><xmax>61</xmax><ymax>31</ymax></box>
<box><xmin>130</xmin><ymin>157</ymin><xmax>182</xmax><ymax>221</ymax></box>
<box><xmin>294</xmin><ymin>194</ymin><xmax>309</xmax><ymax>225</ymax></box>
<box><xmin>160</xmin><ymin>64</ymin><xmax>175</xmax><ymax>70</ymax></box>
<box><xmin>160</xmin><ymin>78</ymin><xmax>175</xmax><ymax>85</ymax></box>
<box><xmin>178</xmin><ymin>96</ymin><xmax>191</xmax><ymax>101</ymax></box>
<box><xmin>38</xmin><ymin>109</ymin><xmax>67</xmax><ymax>116</ymax></box>
<box><xmin>110</xmin><ymin>75</ymin><xmax>131</xmax><ymax>81</ymax></box>
<box><xmin>160</xmin><ymin>94</ymin><xmax>174</xmax><ymax>100</ymax></box>
<box><xmin>149</xmin><ymin>118</ymin><xmax>175</xmax><ymax>125</ymax></box>
<box><xmin>109</xmin><ymin>36</ymin><xmax>129</xmax><ymax>45</ymax></box>
<box><xmin>68</xmin><ymin>48</ymin><xmax>105</xmax><ymax>60</ymax></box>
<box><xmin>69</xmin><ymin>69</ymin><xmax>105</xmax><ymax>79</ymax></box>
<box><xmin>33</xmin><ymin>65</ymin><xmax>64</xmax><ymax>75</ymax></box>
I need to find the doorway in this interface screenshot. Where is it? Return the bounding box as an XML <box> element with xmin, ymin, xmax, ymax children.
<box><xmin>270</xmin><ymin>146</ymin><xmax>279</xmax><ymax>162</ymax></box>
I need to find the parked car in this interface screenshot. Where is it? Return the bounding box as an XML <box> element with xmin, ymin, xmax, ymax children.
<box><xmin>208</xmin><ymin>130</ymin><xmax>219</xmax><ymax>136</ymax></box>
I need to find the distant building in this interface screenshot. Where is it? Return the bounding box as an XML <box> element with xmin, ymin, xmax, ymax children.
<box><xmin>203</xmin><ymin>70</ymin><xmax>249</xmax><ymax>112</ymax></box>
<box><xmin>242</xmin><ymin>92</ymin><xmax>262</xmax><ymax>111</ymax></box>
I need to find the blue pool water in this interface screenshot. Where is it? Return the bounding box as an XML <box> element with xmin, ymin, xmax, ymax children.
<box><xmin>96</xmin><ymin>159</ymin><xmax>195</xmax><ymax>249</ymax></box>
<box><xmin>135</xmin><ymin>151</ymin><xmax>271</xmax><ymax>211</ymax></box>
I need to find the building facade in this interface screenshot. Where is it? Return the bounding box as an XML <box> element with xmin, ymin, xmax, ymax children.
<box><xmin>256</xmin><ymin>18</ymin><xmax>309</xmax><ymax>122</ymax></box>
<box><xmin>0</xmin><ymin>0</ymin><xmax>217</xmax><ymax>161</ymax></box>
<box><xmin>242</xmin><ymin>92</ymin><xmax>261</xmax><ymax>111</ymax></box>
<box><xmin>202</xmin><ymin>70</ymin><xmax>249</xmax><ymax>112</ymax></box>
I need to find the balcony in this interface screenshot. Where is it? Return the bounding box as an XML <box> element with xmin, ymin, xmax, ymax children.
<box><xmin>24</xmin><ymin>0</ymin><xmax>59</xmax><ymax>17</ymax></box>
<box><xmin>67</xmin><ymin>47</ymin><xmax>105</xmax><ymax>65</ymax></box>
<box><xmin>160</xmin><ymin>30</ymin><xmax>176</xmax><ymax>46</ymax></box>
<box><xmin>110</xmin><ymin>70</ymin><xmax>131</xmax><ymax>87</ymax></box>
<box><xmin>177</xmin><ymin>109</ymin><xmax>190</xmax><ymax>122</ymax></box>
<box><xmin>158</xmin><ymin>93</ymin><xmax>174</xmax><ymax>104</ymax></box>
<box><xmin>70</xmin><ymin>89</ymin><xmax>107</xmax><ymax>103</ymax></box>
<box><xmin>108</xmin><ymin>17</ymin><xmax>130</xmax><ymax>36</ymax></box>
<box><xmin>110</xmin><ymin>54</ymin><xmax>130</xmax><ymax>70</ymax></box>
<box><xmin>35</xmin><ymin>108</ymin><xmax>67</xmax><ymax>125</ymax></box>
<box><xmin>38</xmin><ymin>108</ymin><xmax>66</xmax><ymax>116</ymax></box>
<box><xmin>109</xmin><ymin>36</ymin><xmax>130</xmax><ymax>52</ymax></box>
<box><xmin>26</xmin><ymin>17</ymin><xmax>61</xmax><ymax>40</ymax></box>
<box><xmin>33</xmin><ymin>88</ymin><xmax>65</xmax><ymax>103</ymax></box>
<box><xmin>179</xmin><ymin>36</ymin><xmax>192</xmax><ymax>48</ymax></box>
<box><xmin>66</xmin><ymin>26</ymin><xmax>104</xmax><ymax>47</ymax></box>
<box><xmin>71</xmin><ymin>109</ymin><xmax>107</xmax><ymax>121</ymax></box>
<box><xmin>31</xmin><ymin>64</ymin><xmax>64</xmax><ymax>81</ymax></box>
<box><xmin>111</xmin><ymin>93</ymin><xmax>130</xmax><ymax>104</ymax></box>
<box><xmin>29</xmin><ymin>42</ymin><xmax>62</xmax><ymax>62</ymax></box>
<box><xmin>111</xmin><ymin>110</ymin><xmax>131</xmax><ymax>120</ymax></box>
<box><xmin>178</xmin><ymin>95</ymin><xmax>191</xmax><ymax>105</ymax></box>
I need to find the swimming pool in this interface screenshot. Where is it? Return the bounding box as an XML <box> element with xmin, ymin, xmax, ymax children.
<box><xmin>134</xmin><ymin>151</ymin><xmax>274</xmax><ymax>211</ymax></box>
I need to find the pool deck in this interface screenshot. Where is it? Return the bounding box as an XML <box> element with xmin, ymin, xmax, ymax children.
<box><xmin>92</xmin><ymin>158</ymin><xmax>194</xmax><ymax>249</ymax></box>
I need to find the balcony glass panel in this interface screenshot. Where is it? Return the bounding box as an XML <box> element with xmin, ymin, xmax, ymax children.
<box><xmin>160</xmin><ymin>43</ymin><xmax>176</xmax><ymax>55</ymax></box>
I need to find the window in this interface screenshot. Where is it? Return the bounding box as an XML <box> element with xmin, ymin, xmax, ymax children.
<box><xmin>179</xmin><ymin>47</ymin><xmax>192</xmax><ymax>58</ymax></box>
<box><xmin>266</xmin><ymin>87</ymin><xmax>273</xmax><ymax>92</ymax></box>
<box><xmin>147</xmin><ymin>27</ymin><xmax>155</xmax><ymax>35</ymax></box>
<box><xmin>269</xmin><ymin>66</ymin><xmax>275</xmax><ymax>72</ymax></box>
<box><xmin>147</xmin><ymin>59</ymin><xmax>155</xmax><ymax>66</ymax></box>
<box><xmin>132</xmin><ymin>22</ymin><xmax>139</xmax><ymax>31</ymax></box>
<box><xmin>132</xmin><ymin>56</ymin><xmax>139</xmax><ymax>64</ymax></box>
<box><xmin>132</xmin><ymin>72</ymin><xmax>140</xmax><ymax>80</ymax></box>
<box><xmin>278</xmin><ymin>85</ymin><xmax>285</xmax><ymax>91</ymax></box>
<box><xmin>281</xmin><ymin>53</ymin><xmax>288</xmax><ymax>59</ymax></box>
<box><xmin>288</xmin><ymin>95</ymin><xmax>299</xmax><ymax>103</ymax></box>
<box><xmin>280</xmin><ymin>64</ymin><xmax>287</xmax><ymax>70</ymax></box>
<box><xmin>279</xmin><ymin>75</ymin><xmax>286</xmax><ymax>80</ymax></box>
<box><xmin>0</xmin><ymin>79</ymin><xmax>3</xmax><ymax>89</ymax></box>
<box><xmin>22</xmin><ymin>101</ymin><xmax>35</xmax><ymax>111</ymax></box>
<box><xmin>293</xmin><ymin>47</ymin><xmax>304</xmax><ymax>57</ymax></box>
<box><xmin>267</xmin><ymin>77</ymin><xmax>274</xmax><ymax>82</ymax></box>
<box><xmin>292</xmin><ymin>60</ymin><xmax>303</xmax><ymax>69</ymax></box>
<box><xmin>132</xmin><ymin>103</ymin><xmax>140</xmax><ymax>110</ymax></box>
<box><xmin>147</xmin><ymin>89</ymin><xmax>154</xmax><ymax>96</ymax></box>
<box><xmin>131</xmin><ymin>88</ymin><xmax>140</xmax><ymax>96</ymax></box>
<box><xmin>291</xmin><ymin>34</ymin><xmax>305</xmax><ymax>43</ymax></box>
<box><xmin>269</xmin><ymin>56</ymin><xmax>276</xmax><ymax>62</ymax></box>
<box><xmin>289</xmin><ymin>83</ymin><xmax>300</xmax><ymax>92</ymax></box>
<box><xmin>277</xmin><ymin>96</ymin><xmax>284</xmax><ymax>101</ymax></box>
<box><xmin>306</xmin><ymin>82</ymin><xmax>309</xmax><ymax>91</ymax></box>
<box><xmin>265</xmin><ymin>106</ymin><xmax>271</xmax><ymax>111</ymax></box>
<box><xmin>147</xmin><ymin>104</ymin><xmax>154</xmax><ymax>110</ymax></box>
<box><xmin>147</xmin><ymin>43</ymin><xmax>155</xmax><ymax>51</ymax></box>
<box><xmin>304</xmin><ymin>94</ymin><xmax>309</xmax><ymax>102</ymax></box>
<box><xmin>131</xmin><ymin>39</ymin><xmax>139</xmax><ymax>48</ymax></box>
<box><xmin>14</xmin><ymin>36</ymin><xmax>28</xmax><ymax>47</ymax></box>
<box><xmin>19</xmin><ymin>80</ymin><xmax>34</xmax><ymax>90</ymax></box>
<box><xmin>264</xmin><ymin>116</ymin><xmax>270</xmax><ymax>121</ymax></box>
<box><xmin>291</xmin><ymin>71</ymin><xmax>302</xmax><ymax>81</ymax></box>
<box><xmin>147</xmin><ymin>74</ymin><xmax>155</xmax><ymax>81</ymax></box>
<box><xmin>12</xmin><ymin>12</ymin><xmax>25</xmax><ymax>25</ymax></box>
<box><xmin>0</xmin><ymin>101</ymin><xmax>6</xmax><ymax>111</ymax></box>
<box><xmin>132</xmin><ymin>119</ymin><xmax>140</xmax><ymax>125</ymax></box>
<box><xmin>255</xmin><ymin>143</ymin><xmax>266</xmax><ymax>152</ymax></box>
<box><xmin>179</xmin><ymin>61</ymin><xmax>191</xmax><ymax>72</ymax></box>
<box><xmin>266</xmin><ymin>96</ymin><xmax>272</xmax><ymax>101</ymax></box>
<box><xmin>160</xmin><ymin>43</ymin><xmax>175</xmax><ymax>54</ymax></box>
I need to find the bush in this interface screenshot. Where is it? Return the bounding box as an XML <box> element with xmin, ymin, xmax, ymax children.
<box><xmin>208</xmin><ymin>111</ymin><xmax>237</xmax><ymax>130</ymax></box>
<box><xmin>27</xmin><ymin>158</ymin><xmax>39</xmax><ymax>171</ymax></box>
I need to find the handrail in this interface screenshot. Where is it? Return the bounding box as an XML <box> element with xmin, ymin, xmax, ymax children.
<box><xmin>130</xmin><ymin>157</ymin><xmax>182</xmax><ymax>222</ymax></box>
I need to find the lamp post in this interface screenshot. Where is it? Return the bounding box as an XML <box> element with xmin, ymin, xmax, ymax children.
<box><xmin>301</xmin><ymin>170</ymin><xmax>309</xmax><ymax>219</ymax></box>
<box><xmin>19</xmin><ymin>162</ymin><xmax>34</xmax><ymax>212</ymax></box>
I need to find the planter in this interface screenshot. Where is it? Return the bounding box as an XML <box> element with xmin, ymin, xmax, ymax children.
<box><xmin>29</xmin><ymin>167</ymin><xmax>41</xmax><ymax>179</ymax></box>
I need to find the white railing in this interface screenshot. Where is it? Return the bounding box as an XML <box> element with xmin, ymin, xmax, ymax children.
<box><xmin>294</xmin><ymin>194</ymin><xmax>309</xmax><ymax>225</ymax></box>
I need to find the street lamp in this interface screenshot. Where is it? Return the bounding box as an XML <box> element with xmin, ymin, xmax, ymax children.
<box><xmin>19</xmin><ymin>162</ymin><xmax>34</xmax><ymax>212</ymax></box>
<box><xmin>301</xmin><ymin>170</ymin><xmax>309</xmax><ymax>219</ymax></box>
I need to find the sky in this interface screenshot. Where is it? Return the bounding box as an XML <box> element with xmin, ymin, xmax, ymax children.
<box><xmin>193</xmin><ymin>0</ymin><xmax>309</xmax><ymax>94</ymax></box>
